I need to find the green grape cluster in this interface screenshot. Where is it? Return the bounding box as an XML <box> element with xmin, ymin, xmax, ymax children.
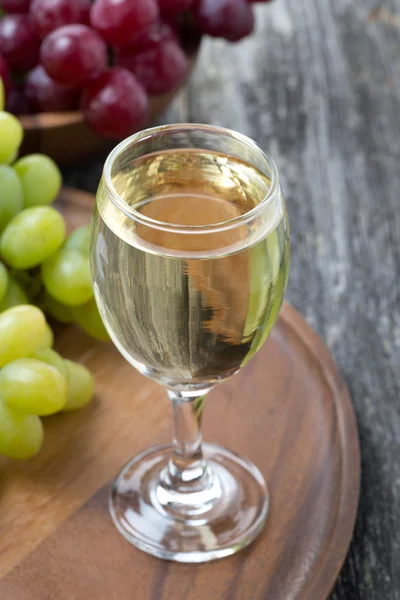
<box><xmin>0</xmin><ymin>94</ymin><xmax>109</xmax><ymax>342</ymax></box>
<box><xmin>0</xmin><ymin>305</ymin><xmax>94</xmax><ymax>459</ymax></box>
<box><xmin>0</xmin><ymin>83</ymin><xmax>107</xmax><ymax>460</ymax></box>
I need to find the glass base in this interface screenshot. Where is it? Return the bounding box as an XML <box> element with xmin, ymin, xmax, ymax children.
<box><xmin>110</xmin><ymin>443</ymin><xmax>269</xmax><ymax>563</ymax></box>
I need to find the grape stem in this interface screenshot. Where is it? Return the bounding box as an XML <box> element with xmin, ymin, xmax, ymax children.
<box><xmin>193</xmin><ymin>393</ymin><xmax>206</xmax><ymax>417</ymax></box>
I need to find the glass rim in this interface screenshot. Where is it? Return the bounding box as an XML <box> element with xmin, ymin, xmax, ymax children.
<box><xmin>102</xmin><ymin>123</ymin><xmax>280</xmax><ymax>235</ymax></box>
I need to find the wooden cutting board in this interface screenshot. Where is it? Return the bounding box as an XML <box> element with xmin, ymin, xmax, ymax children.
<box><xmin>0</xmin><ymin>189</ymin><xmax>360</xmax><ymax>599</ymax></box>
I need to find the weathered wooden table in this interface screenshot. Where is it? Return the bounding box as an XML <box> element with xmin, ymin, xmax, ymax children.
<box><xmin>64</xmin><ymin>1</ymin><xmax>400</xmax><ymax>597</ymax></box>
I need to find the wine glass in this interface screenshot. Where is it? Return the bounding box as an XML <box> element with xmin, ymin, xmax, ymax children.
<box><xmin>90</xmin><ymin>124</ymin><xmax>290</xmax><ymax>563</ymax></box>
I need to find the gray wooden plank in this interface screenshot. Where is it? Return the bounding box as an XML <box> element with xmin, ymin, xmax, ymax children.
<box><xmin>63</xmin><ymin>0</ymin><xmax>400</xmax><ymax>596</ymax></box>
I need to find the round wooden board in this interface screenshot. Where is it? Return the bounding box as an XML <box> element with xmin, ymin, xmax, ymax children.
<box><xmin>0</xmin><ymin>189</ymin><xmax>360</xmax><ymax>600</ymax></box>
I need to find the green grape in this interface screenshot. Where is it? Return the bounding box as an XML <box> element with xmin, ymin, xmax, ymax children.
<box><xmin>0</xmin><ymin>206</ymin><xmax>66</xmax><ymax>269</ymax></box>
<box><xmin>41</xmin><ymin>248</ymin><xmax>93</xmax><ymax>307</ymax></box>
<box><xmin>62</xmin><ymin>359</ymin><xmax>94</xmax><ymax>411</ymax></box>
<box><xmin>71</xmin><ymin>298</ymin><xmax>110</xmax><ymax>341</ymax></box>
<box><xmin>0</xmin><ymin>400</ymin><xmax>43</xmax><ymax>459</ymax></box>
<box><xmin>0</xmin><ymin>358</ymin><xmax>67</xmax><ymax>416</ymax></box>
<box><xmin>30</xmin><ymin>347</ymin><xmax>67</xmax><ymax>378</ymax></box>
<box><xmin>64</xmin><ymin>225</ymin><xmax>90</xmax><ymax>256</ymax></box>
<box><xmin>14</xmin><ymin>154</ymin><xmax>62</xmax><ymax>208</ymax></box>
<box><xmin>4</xmin><ymin>150</ymin><xmax>18</xmax><ymax>165</ymax></box>
<box><xmin>37</xmin><ymin>323</ymin><xmax>54</xmax><ymax>349</ymax></box>
<box><xmin>43</xmin><ymin>291</ymin><xmax>74</xmax><ymax>324</ymax></box>
<box><xmin>0</xmin><ymin>276</ymin><xmax>28</xmax><ymax>311</ymax></box>
<box><xmin>0</xmin><ymin>304</ymin><xmax>46</xmax><ymax>367</ymax></box>
<box><xmin>0</xmin><ymin>261</ymin><xmax>8</xmax><ymax>301</ymax></box>
<box><xmin>0</xmin><ymin>78</ymin><xmax>4</xmax><ymax>111</ymax></box>
<box><xmin>0</xmin><ymin>112</ymin><xmax>23</xmax><ymax>164</ymax></box>
<box><xmin>0</xmin><ymin>165</ymin><xmax>24</xmax><ymax>232</ymax></box>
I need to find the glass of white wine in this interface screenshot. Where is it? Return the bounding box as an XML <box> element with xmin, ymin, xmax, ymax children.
<box><xmin>91</xmin><ymin>124</ymin><xmax>290</xmax><ymax>563</ymax></box>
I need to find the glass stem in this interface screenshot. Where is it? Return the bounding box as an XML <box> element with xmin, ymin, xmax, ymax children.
<box><xmin>166</xmin><ymin>390</ymin><xmax>209</xmax><ymax>490</ymax></box>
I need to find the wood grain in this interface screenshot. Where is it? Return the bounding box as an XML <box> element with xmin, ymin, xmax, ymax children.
<box><xmin>0</xmin><ymin>189</ymin><xmax>359</xmax><ymax>599</ymax></box>
<box><xmin>61</xmin><ymin>1</ymin><xmax>400</xmax><ymax>597</ymax></box>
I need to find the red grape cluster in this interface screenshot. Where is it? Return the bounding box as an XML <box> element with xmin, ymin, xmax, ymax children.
<box><xmin>0</xmin><ymin>0</ymin><xmax>272</xmax><ymax>139</ymax></box>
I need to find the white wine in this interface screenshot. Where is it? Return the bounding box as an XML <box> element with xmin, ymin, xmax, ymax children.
<box><xmin>92</xmin><ymin>149</ymin><xmax>289</xmax><ymax>390</ymax></box>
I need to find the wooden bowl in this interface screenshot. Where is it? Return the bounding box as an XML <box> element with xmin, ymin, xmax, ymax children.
<box><xmin>17</xmin><ymin>50</ymin><xmax>199</xmax><ymax>166</ymax></box>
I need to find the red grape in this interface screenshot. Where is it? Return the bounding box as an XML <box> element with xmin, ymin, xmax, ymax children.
<box><xmin>0</xmin><ymin>0</ymin><xmax>31</xmax><ymax>14</ymax></box>
<box><xmin>90</xmin><ymin>0</ymin><xmax>159</xmax><ymax>48</ymax></box>
<box><xmin>0</xmin><ymin>53</ymin><xmax>11</xmax><ymax>94</ymax></box>
<box><xmin>41</xmin><ymin>24</ymin><xmax>107</xmax><ymax>87</ymax></box>
<box><xmin>26</xmin><ymin>65</ymin><xmax>80</xmax><ymax>112</ymax></box>
<box><xmin>0</xmin><ymin>14</ymin><xmax>40</xmax><ymax>71</ymax></box>
<box><xmin>30</xmin><ymin>0</ymin><xmax>91</xmax><ymax>39</ymax></box>
<box><xmin>193</xmin><ymin>0</ymin><xmax>254</xmax><ymax>41</ymax></box>
<box><xmin>116</xmin><ymin>19</ymin><xmax>178</xmax><ymax>54</ymax></box>
<box><xmin>1</xmin><ymin>0</ymin><xmax>31</xmax><ymax>13</ymax></box>
<box><xmin>6</xmin><ymin>83</ymin><xmax>31</xmax><ymax>114</ymax></box>
<box><xmin>81</xmin><ymin>67</ymin><xmax>148</xmax><ymax>139</ymax></box>
<box><xmin>117</xmin><ymin>38</ymin><xmax>188</xmax><ymax>95</ymax></box>
<box><xmin>157</xmin><ymin>0</ymin><xmax>194</xmax><ymax>15</ymax></box>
